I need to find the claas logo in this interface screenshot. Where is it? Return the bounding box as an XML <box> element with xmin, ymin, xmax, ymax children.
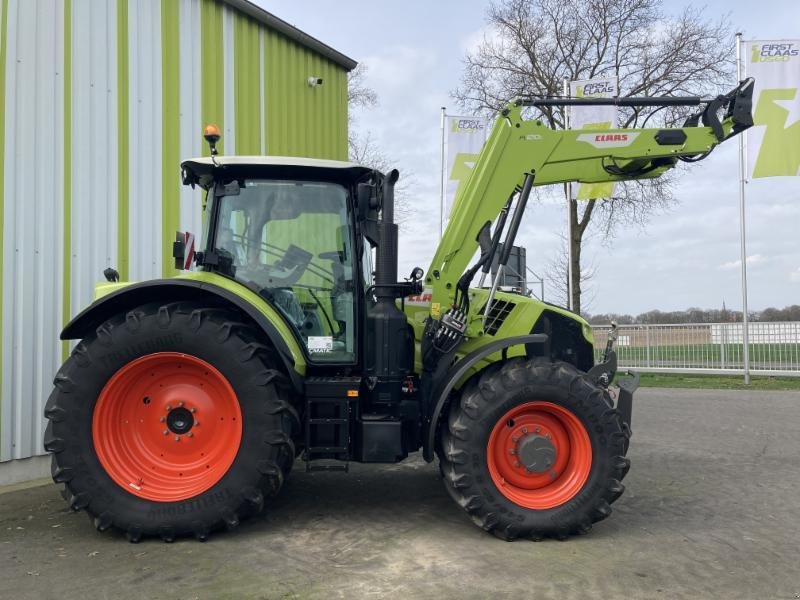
<box><xmin>595</xmin><ymin>133</ymin><xmax>628</xmax><ymax>142</ymax></box>
<box><xmin>575</xmin><ymin>81</ymin><xmax>615</xmax><ymax>97</ymax></box>
<box><xmin>752</xmin><ymin>43</ymin><xmax>798</xmax><ymax>62</ymax></box>
<box><xmin>452</xmin><ymin>119</ymin><xmax>485</xmax><ymax>133</ymax></box>
<box><xmin>577</xmin><ymin>132</ymin><xmax>639</xmax><ymax>147</ymax></box>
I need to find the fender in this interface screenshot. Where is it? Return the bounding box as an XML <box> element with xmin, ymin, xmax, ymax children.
<box><xmin>61</xmin><ymin>277</ymin><xmax>307</xmax><ymax>393</ymax></box>
<box><xmin>422</xmin><ymin>334</ymin><xmax>548</xmax><ymax>462</ymax></box>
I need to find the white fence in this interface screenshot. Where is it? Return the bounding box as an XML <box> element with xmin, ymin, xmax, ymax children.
<box><xmin>591</xmin><ymin>321</ymin><xmax>800</xmax><ymax>377</ymax></box>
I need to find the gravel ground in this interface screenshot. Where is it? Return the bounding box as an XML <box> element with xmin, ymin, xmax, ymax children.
<box><xmin>1</xmin><ymin>387</ymin><xmax>799</xmax><ymax>600</ymax></box>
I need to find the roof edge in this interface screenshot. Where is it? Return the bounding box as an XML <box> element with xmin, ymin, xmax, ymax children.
<box><xmin>221</xmin><ymin>0</ymin><xmax>358</xmax><ymax>72</ymax></box>
<box><xmin>181</xmin><ymin>155</ymin><xmax>366</xmax><ymax>169</ymax></box>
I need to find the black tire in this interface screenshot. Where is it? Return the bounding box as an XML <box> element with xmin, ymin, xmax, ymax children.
<box><xmin>44</xmin><ymin>302</ymin><xmax>299</xmax><ymax>542</ymax></box>
<box><xmin>439</xmin><ymin>357</ymin><xmax>631</xmax><ymax>541</ymax></box>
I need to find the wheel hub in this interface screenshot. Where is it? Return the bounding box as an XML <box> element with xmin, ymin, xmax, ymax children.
<box><xmin>166</xmin><ymin>406</ymin><xmax>194</xmax><ymax>435</ymax></box>
<box><xmin>92</xmin><ymin>352</ymin><xmax>242</xmax><ymax>502</ymax></box>
<box><xmin>486</xmin><ymin>401</ymin><xmax>592</xmax><ymax>510</ymax></box>
<box><xmin>516</xmin><ymin>434</ymin><xmax>556</xmax><ymax>473</ymax></box>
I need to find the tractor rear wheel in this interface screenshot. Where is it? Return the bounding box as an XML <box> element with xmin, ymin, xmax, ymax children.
<box><xmin>44</xmin><ymin>302</ymin><xmax>298</xmax><ymax>542</ymax></box>
<box><xmin>439</xmin><ymin>357</ymin><xmax>630</xmax><ymax>540</ymax></box>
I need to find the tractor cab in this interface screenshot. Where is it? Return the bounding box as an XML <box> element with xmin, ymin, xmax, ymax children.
<box><xmin>181</xmin><ymin>156</ymin><xmax>375</xmax><ymax>365</ymax></box>
<box><xmin>181</xmin><ymin>154</ymin><xmax>420</xmax><ymax>468</ymax></box>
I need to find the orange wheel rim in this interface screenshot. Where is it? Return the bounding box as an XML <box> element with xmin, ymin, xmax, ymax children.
<box><xmin>92</xmin><ymin>352</ymin><xmax>242</xmax><ymax>502</ymax></box>
<box><xmin>486</xmin><ymin>401</ymin><xmax>592</xmax><ymax>510</ymax></box>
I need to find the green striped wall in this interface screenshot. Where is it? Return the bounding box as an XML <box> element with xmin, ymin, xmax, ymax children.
<box><xmin>0</xmin><ymin>0</ymin><xmax>352</xmax><ymax>463</ymax></box>
<box><xmin>161</xmin><ymin>0</ymin><xmax>181</xmax><ymax>277</ymax></box>
<box><xmin>234</xmin><ymin>12</ymin><xmax>261</xmax><ymax>155</ymax></box>
<box><xmin>201</xmin><ymin>0</ymin><xmax>225</xmax><ymax>155</ymax></box>
<box><xmin>264</xmin><ymin>28</ymin><xmax>348</xmax><ymax>160</ymax></box>
<box><xmin>117</xmin><ymin>0</ymin><xmax>129</xmax><ymax>281</ymax></box>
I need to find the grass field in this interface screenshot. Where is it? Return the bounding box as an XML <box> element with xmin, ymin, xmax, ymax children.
<box><xmin>617</xmin><ymin>372</ymin><xmax>800</xmax><ymax>391</ymax></box>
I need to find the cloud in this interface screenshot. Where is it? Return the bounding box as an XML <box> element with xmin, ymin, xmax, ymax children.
<box><xmin>251</xmin><ymin>0</ymin><xmax>800</xmax><ymax>314</ymax></box>
<box><xmin>358</xmin><ymin>46</ymin><xmax>435</xmax><ymax>93</ymax></box>
<box><xmin>459</xmin><ymin>24</ymin><xmax>501</xmax><ymax>55</ymax></box>
<box><xmin>719</xmin><ymin>254</ymin><xmax>767</xmax><ymax>270</ymax></box>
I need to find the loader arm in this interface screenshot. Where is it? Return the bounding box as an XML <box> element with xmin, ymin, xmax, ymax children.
<box><xmin>427</xmin><ymin>78</ymin><xmax>754</xmax><ymax>314</ymax></box>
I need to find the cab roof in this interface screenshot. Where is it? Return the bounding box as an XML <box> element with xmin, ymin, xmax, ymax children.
<box><xmin>181</xmin><ymin>156</ymin><xmax>375</xmax><ymax>189</ymax></box>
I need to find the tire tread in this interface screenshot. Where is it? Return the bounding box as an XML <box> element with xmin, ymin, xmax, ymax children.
<box><xmin>45</xmin><ymin>302</ymin><xmax>300</xmax><ymax>542</ymax></box>
<box><xmin>439</xmin><ymin>357</ymin><xmax>632</xmax><ymax>540</ymax></box>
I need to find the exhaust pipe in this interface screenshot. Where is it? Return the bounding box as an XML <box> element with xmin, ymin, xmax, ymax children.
<box><xmin>365</xmin><ymin>168</ymin><xmax>411</xmax><ymax>411</ymax></box>
<box><xmin>374</xmin><ymin>169</ymin><xmax>400</xmax><ymax>299</ymax></box>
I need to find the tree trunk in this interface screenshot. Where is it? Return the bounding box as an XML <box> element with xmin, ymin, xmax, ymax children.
<box><xmin>568</xmin><ymin>198</ymin><xmax>580</xmax><ymax>314</ymax></box>
<box><xmin>568</xmin><ymin>197</ymin><xmax>596</xmax><ymax>315</ymax></box>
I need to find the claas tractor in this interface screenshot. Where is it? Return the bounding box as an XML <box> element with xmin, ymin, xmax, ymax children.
<box><xmin>45</xmin><ymin>79</ymin><xmax>754</xmax><ymax>542</ymax></box>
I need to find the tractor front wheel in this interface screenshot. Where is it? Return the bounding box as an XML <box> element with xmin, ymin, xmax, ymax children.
<box><xmin>44</xmin><ymin>302</ymin><xmax>298</xmax><ymax>542</ymax></box>
<box><xmin>439</xmin><ymin>357</ymin><xmax>630</xmax><ymax>540</ymax></box>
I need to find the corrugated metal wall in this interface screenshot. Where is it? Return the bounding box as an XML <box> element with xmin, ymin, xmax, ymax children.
<box><xmin>0</xmin><ymin>0</ymin><xmax>351</xmax><ymax>463</ymax></box>
<box><xmin>1</xmin><ymin>0</ymin><xmax>67</xmax><ymax>466</ymax></box>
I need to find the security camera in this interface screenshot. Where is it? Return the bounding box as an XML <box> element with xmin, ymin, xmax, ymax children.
<box><xmin>307</xmin><ymin>76</ymin><xmax>323</xmax><ymax>87</ymax></box>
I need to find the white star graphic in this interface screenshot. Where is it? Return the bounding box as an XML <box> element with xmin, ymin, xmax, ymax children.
<box><xmin>772</xmin><ymin>97</ymin><xmax>800</xmax><ymax>129</ymax></box>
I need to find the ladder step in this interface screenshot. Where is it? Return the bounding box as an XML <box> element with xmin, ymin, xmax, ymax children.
<box><xmin>308</xmin><ymin>446</ymin><xmax>348</xmax><ymax>453</ymax></box>
<box><xmin>306</xmin><ymin>463</ymin><xmax>349</xmax><ymax>473</ymax></box>
<box><xmin>306</xmin><ymin>397</ymin><xmax>350</xmax><ymax>404</ymax></box>
<box><xmin>304</xmin><ymin>381</ymin><xmax>354</xmax><ymax>473</ymax></box>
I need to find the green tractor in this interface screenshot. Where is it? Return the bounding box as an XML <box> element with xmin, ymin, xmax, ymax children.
<box><xmin>45</xmin><ymin>80</ymin><xmax>754</xmax><ymax>542</ymax></box>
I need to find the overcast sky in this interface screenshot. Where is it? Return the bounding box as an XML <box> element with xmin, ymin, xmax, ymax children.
<box><xmin>257</xmin><ymin>0</ymin><xmax>799</xmax><ymax>315</ymax></box>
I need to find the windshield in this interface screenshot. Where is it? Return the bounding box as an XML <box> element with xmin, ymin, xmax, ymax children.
<box><xmin>211</xmin><ymin>179</ymin><xmax>356</xmax><ymax>363</ymax></box>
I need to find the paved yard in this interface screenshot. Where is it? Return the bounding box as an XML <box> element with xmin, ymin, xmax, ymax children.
<box><xmin>2</xmin><ymin>388</ymin><xmax>799</xmax><ymax>600</ymax></box>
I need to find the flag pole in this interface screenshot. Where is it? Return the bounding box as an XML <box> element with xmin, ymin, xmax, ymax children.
<box><xmin>564</xmin><ymin>78</ymin><xmax>574</xmax><ymax>311</ymax></box>
<box><xmin>736</xmin><ymin>32</ymin><xmax>752</xmax><ymax>384</ymax></box>
<box><xmin>439</xmin><ymin>106</ymin><xmax>446</xmax><ymax>239</ymax></box>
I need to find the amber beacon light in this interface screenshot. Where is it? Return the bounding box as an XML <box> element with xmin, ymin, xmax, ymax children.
<box><xmin>203</xmin><ymin>124</ymin><xmax>221</xmax><ymax>156</ymax></box>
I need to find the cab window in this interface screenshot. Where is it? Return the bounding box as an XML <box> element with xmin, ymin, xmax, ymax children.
<box><xmin>212</xmin><ymin>180</ymin><xmax>356</xmax><ymax>363</ymax></box>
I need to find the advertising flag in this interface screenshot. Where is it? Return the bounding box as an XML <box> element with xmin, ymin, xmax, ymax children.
<box><xmin>443</xmin><ymin>115</ymin><xmax>490</xmax><ymax>223</ymax></box>
<box><xmin>745</xmin><ymin>40</ymin><xmax>800</xmax><ymax>178</ymax></box>
<box><xmin>569</xmin><ymin>77</ymin><xmax>619</xmax><ymax>199</ymax></box>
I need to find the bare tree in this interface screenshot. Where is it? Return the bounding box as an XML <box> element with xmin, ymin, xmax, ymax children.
<box><xmin>454</xmin><ymin>0</ymin><xmax>733</xmax><ymax>313</ymax></box>
<box><xmin>347</xmin><ymin>62</ymin><xmax>378</xmax><ymax>111</ymax></box>
<box><xmin>349</xmin><ymin>130</ymin><xmax>413</xmax><ymax>222</ymax></box>
<box><xmin>545</xmin><ymin>234</ymin><xmax>596</xmax><ymax>312</ymax></box>
<box><xmin>347</xmin><ymin>64</ymin><xmax>413</xmax><ymax>221</ymax></box>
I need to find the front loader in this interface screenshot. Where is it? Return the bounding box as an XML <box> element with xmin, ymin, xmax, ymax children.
<box><xmin>45</xmin><ymin>78</ymin><xmax>754</xmax><ymax>542</ymax></box>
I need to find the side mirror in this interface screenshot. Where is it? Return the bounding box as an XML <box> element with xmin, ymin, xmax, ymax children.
<box><xmin>357</xmin><ymin>182</ymin><xmax>377</xmax><ymax>220</ymax></box>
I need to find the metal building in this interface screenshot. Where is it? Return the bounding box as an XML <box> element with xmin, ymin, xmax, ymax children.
<box><xmin>0</xmin><ymin>0</ymin><xmax>355</xmax><ymax>483</ymax></box>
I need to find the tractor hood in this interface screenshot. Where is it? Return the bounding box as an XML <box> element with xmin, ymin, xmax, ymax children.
<box><xmin>181</xmin><ymin>155</ymin><xmax>375</xmax><ymax>189</ymax></box>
